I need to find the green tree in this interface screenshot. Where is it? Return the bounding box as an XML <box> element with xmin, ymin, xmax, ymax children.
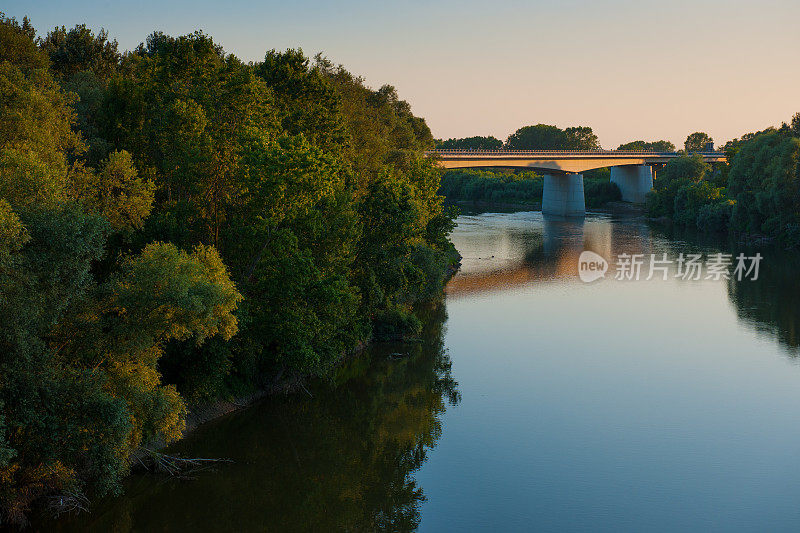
<box><xmin>0</xmin><ymin>21</ymin><xmax>244</xmax><ymax>525</ymax></box>
<box><xmin>436</xmin><ymin>136</ymin><xmax>503</xmax><ymax>150</ymax></box>
<box><xmin>0</xmin><ymin>14</ymin><xmax>46</xmax><ymax>73</ymax></box>
<box><xmin>68</xmin><ymin>150</ymin><xmax>154</xmax><ymax>232</ymax></box>
<box><xmin>617</xmin><ymin>140</ymin><xmax>676</xmax><ymax>152</ymax></box>
<box><xmin>254</xmin><ymin>49</ymin><xmax>346</xmax><ymax>151</ymax></box>
<box><xmin>564</xmin><ymin>126</ymin><xmax>600</xmax><ymax>150</ymax></box>
<box><xmin>728</xmin><ymin>132</ymin><xmax>800</xmax><ymax>241</ymax></box>
<box><xmin>505</xmin><ymin>124</ymin><xmax>600</xmax><ymax>150</ymax></box>
<box><xmin>505</xmin><ymin>124</ymin><xmax>564</xmax><ymax>150</ymax></box>
<box><xmin>646</xmin><ymin>155</ymin><xmax>709</xmax><ymax>218</ymax></box>
<box><xmin>41</xmin><ymin>24</ymin><xmax>120</xmax><ymax>81</ymax></box>
<box><xmin>684</xmin><ymin>131</ymin><xmax>713</xmax><ymax>153</ymax></box>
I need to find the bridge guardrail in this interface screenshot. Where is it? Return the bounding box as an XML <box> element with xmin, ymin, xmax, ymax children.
<box><xmin>427</xmin><ymin>149</ymin><xmax>726</xmax><ymax>156</ymax></box>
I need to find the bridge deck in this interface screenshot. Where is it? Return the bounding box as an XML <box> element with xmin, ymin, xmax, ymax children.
<box><xmin>427</xmin><ymin>149</ymin><xmax>727</xmax><ymax>173</ymax></box>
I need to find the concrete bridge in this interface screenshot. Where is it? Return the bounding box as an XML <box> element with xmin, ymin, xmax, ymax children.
<box><xmin>429</xmin><ymin>149</ymin><xmax>727</xmax><ymax>216</ymax></box>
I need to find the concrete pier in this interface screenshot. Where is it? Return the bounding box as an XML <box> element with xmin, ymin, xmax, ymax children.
<box><xmin>610</xmin><ymin>165</ymin><xmax>653</xmax><ymax>203</ymax></box>
<box><xmin>542</xmin><ymin>173</ymin><xmax>585</xmax><ymax>217</ymax></box>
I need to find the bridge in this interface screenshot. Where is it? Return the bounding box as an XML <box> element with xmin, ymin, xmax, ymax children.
<box><xmin>428</xmin><ymin>149</ymin><xmax>727</xmax><ymax>216</ymax></box>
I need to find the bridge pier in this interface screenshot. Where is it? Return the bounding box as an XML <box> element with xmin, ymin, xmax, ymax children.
<box><xmin>542</xmin><ymin>173</ymin><xmax>585</xmax><ymax>217</ymax></box>
<box><xmin>610</xmin><ymin>165</ymin><xmax>653</xmax><ymax>203</ymax></box>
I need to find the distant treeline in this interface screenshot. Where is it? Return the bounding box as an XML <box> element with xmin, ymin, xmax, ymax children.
<box><xmin>439</xmin><ymin>168</ymin><xmax>621</xmax><ymax>208</ymax></box>
<box><xmin>0</xmin><ymin>15</ymin><xmax>458</xmax><ymax>525</ymax></box>
<box><xmin>436</xmin><ymin>124</ymin><xmax>683</xmax><ymax>152</ymax></box>
<box><xmin>645</xmin><ymin>114</ymin><xmax>800</xmax><ymax>246</ymax></box>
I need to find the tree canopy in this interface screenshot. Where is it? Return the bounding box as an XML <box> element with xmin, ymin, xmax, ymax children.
<box><xmin>617</xmin><ymin>140</ymin><xmax>676</xmax><ymax>152</ymax></box>
<box><xmin>684</xmin><ymin>131</ymin><xmax>714</xmax><ymax>153</ymax></box>
<box><xmin>0</xmin><ymin>16</ymin><xmax>457</xmax><ymax>526</ymax></box>
<box><xmin>505</xmin><ymin>124</ymin><xmax>601</xmax><ymax>150</ymax></box>
<box><xmin>435</xmin><ymin>136</ymin><xmax>503</xmax><ymax>150</ymax></box>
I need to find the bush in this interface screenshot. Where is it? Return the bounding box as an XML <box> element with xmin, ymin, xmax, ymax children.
<box><xmin>439</xmin><ymin>169</ymin><xmax>543</xmax><ymax>204</ymax></box>
<box><xmin>696</xmin><ymin>200</ymin><xmax>733</xmax><ymax>232</ymax></box>
<box><xmin>584</xmin><ymin>178</ymin><xmax>621</xmax><ymax>207</ymax></box>
<box><xmin>440</xmin><ymin>168</ymin><xmax>622</xmax><ymax>208</ymax></box>
<box><xmin>372</xmin><ymin>305</ymin><xmax>423</xmax><ymax>341</ymax></box>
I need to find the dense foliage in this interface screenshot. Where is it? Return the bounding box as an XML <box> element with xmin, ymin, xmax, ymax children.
<box><xmin>54</xmin><ymin>302</ymin><xmax>460</xmax><ymax>532</ymax></box>
<box><xmin>439</xmin><ymin>168</ymin><xmax>620</xmax><ymax>208</ymax></box>
<box><xmin>435</xmin><ymin>136</ymin><xmax>503</xmax><ymax>150</ymax></box>
<box><xmin>646</xmin><ymin>117</ymin><xmax>800</xmax><ymax>245</ymax></box>
<box><xmin>684</xmin><ymin>131</ymin><xmax>714</xmax><ymax>153</ymax></box>
<box><xmin>0</xmin><ymin>15</ymin><xmax>457</xmax><ymax>525</ymax></box>
<box><xmin>505</xmin><ymin>124</ymin><xmax>601</xmax><ymax>151</ymax></box>
<box><xmin>617</xmin><ymin>140</ymin><xmax>676</xmax><ymax>152</ymax></box>
<box><xmin>439</xmin><ymin>169</ymin><xmax>543</xmax><ymax>205</ymax></box>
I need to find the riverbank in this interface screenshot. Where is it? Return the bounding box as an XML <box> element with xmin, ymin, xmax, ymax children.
<box><xmin>46</xmin><ymin>210</ymin><xmax>800</xmax><ymax>532</ymax></box>
<box><xmin>128</xmin><ymin>256</ymin><xmax>463</xmax><ymax>481</ymax></box>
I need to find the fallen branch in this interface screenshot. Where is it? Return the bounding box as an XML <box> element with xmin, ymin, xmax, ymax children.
<box><xmin>47</xmin><ymin>490</ymin><xmax>89</xmax><ymax>517</ymax></box>
<box><xmin>140</xmin><ymin>448</ymin><xmax>233</xmax><ymax>479</ymax></box>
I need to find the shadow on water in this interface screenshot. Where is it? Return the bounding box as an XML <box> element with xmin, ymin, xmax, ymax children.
<box><xmin>44</xmin><ymin>301</ymin><xmax>460</xmax><ymax>532</ymax></box>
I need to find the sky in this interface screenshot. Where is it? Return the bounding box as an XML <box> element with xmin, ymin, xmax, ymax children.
<box><xmin>5</xmin><ymin>0</ymin><xmax>800</xmax><ymax>149</ymax></box>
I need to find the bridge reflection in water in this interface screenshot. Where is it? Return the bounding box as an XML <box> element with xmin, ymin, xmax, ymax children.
<box><xmin>447</xmin><ymin>210</ymin><xmax>800</xmax><ymax>357</ymax></box>
<box><xmin>446</xmin><ymin>212</ymin><xmax>652</xmax><ymax>299</ymax></box>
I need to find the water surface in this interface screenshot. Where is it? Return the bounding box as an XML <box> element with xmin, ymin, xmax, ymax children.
<box><xmin>51</xmin><ymin>211</ymin><xmax>800</xmax><ymax>532</ymax></box>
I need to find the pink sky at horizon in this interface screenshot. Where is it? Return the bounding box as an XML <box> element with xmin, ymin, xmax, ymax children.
<box><xmin>6</xmin><ymin>0</ymin><xmax>800</xmax><ymax>149</ymax></box>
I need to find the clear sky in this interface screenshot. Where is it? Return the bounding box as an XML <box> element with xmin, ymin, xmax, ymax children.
<box><xmin>5</xmin><ymin>0</ymin><xmax>800</xmax><ymax>148</ymax></box>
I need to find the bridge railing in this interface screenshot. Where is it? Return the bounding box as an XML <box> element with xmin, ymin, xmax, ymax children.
<box><xmin>427</xmin><ymin>149</ymin><xmax>726</xmax><ymax>156</ymax></box>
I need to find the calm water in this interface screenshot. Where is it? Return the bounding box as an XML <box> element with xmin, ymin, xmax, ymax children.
<box><xmin>48</xmin><ymin>211</ymin><xmax>800</xmax><ymax>532</ymax></box>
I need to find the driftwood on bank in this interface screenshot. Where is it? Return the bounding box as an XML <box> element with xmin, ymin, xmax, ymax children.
<box><xmin>136</xmin><ymin>448</ymin><xmax>233</xmax><ymax>479</ymax></box>
<box><xmin>47</xmin><ymin>490</ymin><xmax>90</xmax><ymax>518</ymax></box>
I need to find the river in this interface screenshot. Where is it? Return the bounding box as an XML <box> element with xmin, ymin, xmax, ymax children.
<box><xmin>49</xmin><ymin>210</ymin><xmax>800</xmax><ymax>532</ymax></box>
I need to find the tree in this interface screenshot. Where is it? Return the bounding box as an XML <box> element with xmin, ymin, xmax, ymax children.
<box><xmin>505</xmin><ymin>124</ymin><xmax>565</xmax><ymax>150</ymax></box>
<box><xmin>617</xmin><ymin>140</ymin><xmax>676</xmax><ymax>152</ymax></box>
<box><xmin>684</xmin><ymin>132</ymin><xmax>713</xmax><ymax>153</ymax></box>
<box><xmin>728</xmin><ymin>132</ymin><xmax>800</xmax><ymax>241</ymax></box>
<box><xmin>0</xmin><ymin>21</ymin><xmax>245</xmax><ymax>525</ymax></box>
<box><xmin>645</xmin><ymin>155</ymin><xmax>710</xmax><ymax>218</ymax></box>
<box><xmin>564</xmin><ymin>126</ymin><xmax>600</xmax><ymax>150</ymax></box>
<box><xmin>41</xmin><ymin>24</ymin><xmax>120</xmax><ymax>81</ymax></box>
<box><xmin>103</xmin><ymin>31</ymin><xmax>280</xmax><ymax>248</ymax></box>
<box><xmin>505</xmin><ymin>124</ymin><xmax>600</xmax><ymax>150</ymax></box>
<box><xmin>436</xmin><ymin>136</ymin><xmax>503</xmax><ymax>150</ymax></box>
<box><xmin>1</xmin><ymin>20</ymin><xmax>459</xmax><ymax>525</ymax></box>
<box><xmin>254</xmin><ymin>49</ymin><xmax>346</xmax><ymax>151</ymax></box>
<box><xmin>69</xmin><ymin>150</ymin><xmax>154</xmax><ymax>232</ymax></box>
<box><xmin>0</xmin><ymin>14</ymin><xmax>46</xmax><ymax>73</ymax></box>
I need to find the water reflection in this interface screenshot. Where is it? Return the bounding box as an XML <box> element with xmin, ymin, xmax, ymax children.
<box><xmin>727</xmin><ymin>250</ymin><xmax>800</xmax><ymax>354</ymax></box>
<box><xmin>447</xmin><ymin>212</ymin><xmax>655</xmax><ymax>297</ymax></box>
<box><xmin>449</xmin><ymin>211</ymin><xmax>800</xmax><ymax>359</ymax></box>
<box><xmin>651</xmin><ymin>224</ymin><xmax>800</xmax><ymax>354</ymax></box>
<box><xmin>48</xmin><ymin>302</ymin><xmax>460</xmax><ymax>532</ymax></box>
<box><xmin>422</xmin><ymin>211</ymin><xmax>800</xmax><ymax>531</ymax></box>
<box><xmin>41</xmin><ymin>211</ymin><xmax>800</xmax><ymax>531</ymax></box>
